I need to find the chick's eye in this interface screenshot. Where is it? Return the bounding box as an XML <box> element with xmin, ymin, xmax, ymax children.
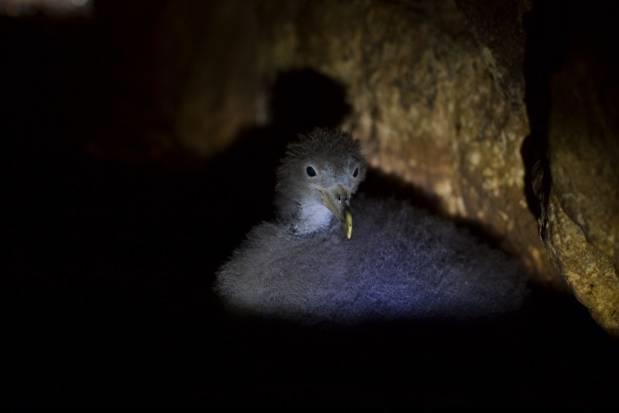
<box><xmin>352</xmin><ymin>167</ymin><xmax>359</xmax><ymax>178</ymax></box>
<box><xmin>306</xmin><ymin>166</ymin><xmax>317</xmax><ymax>177</ymax></box>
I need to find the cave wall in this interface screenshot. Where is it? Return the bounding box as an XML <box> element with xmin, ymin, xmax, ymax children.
<box><xmin>545</xmin><ymin>61</ymin><xmax>619</xmax><ymax>334</ymax></box>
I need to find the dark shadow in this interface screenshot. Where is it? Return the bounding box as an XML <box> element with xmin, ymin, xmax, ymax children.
<box><xmin>520</xmin><ymin>0</ymin><xmax>556</xmax><ymax>240</ymax></box>
<box><xmin>363</xmin><ymin>168</ymin><xmax>509</xmax><ymax>249</ymax></box>
<box><xmin>362</xmin><ymin>168</ymin><xmax>443</xmax><ymax>212</ymax></box>
<box><xmin>269</xmin><ymin>68</ymin><xmax>352</xmax><ymax>133</ymax></box>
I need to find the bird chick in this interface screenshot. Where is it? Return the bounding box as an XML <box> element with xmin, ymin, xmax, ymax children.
<box><xmin>215</xmin><ymin>128</ymin><xmax>527</xmax><ymax>325</ymax></box>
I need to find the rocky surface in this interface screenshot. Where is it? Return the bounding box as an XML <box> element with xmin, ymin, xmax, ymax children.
<box><xmin>543</xmin><ymin>54</ymin><xmax>619</xmax><ymax>335</ymax></box>
<box><xmin>521</xmin><ymin>1</ymin><xmax>619</xmax><ymax>335</ymax></box>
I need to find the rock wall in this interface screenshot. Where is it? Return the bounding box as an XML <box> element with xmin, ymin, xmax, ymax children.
<box><xmin>541</xmin><ymin>37</ymin><xmax>619</xmax><ymax>334</ymax></box>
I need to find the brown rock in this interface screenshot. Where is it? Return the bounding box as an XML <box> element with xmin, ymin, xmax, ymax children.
<box><xmin>544</xmin><ymin>54</ymin><xmax>619</xmax><ymax>334</ymax></box>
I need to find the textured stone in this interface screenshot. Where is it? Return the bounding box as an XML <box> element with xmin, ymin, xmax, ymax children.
<box><xmin>456</xmin><ymin>0</ymin><xmax>530</xmax><ymax>103</ymax></box>
<box><xmin>543</xmin><ymin>55</ymin><xmax>619</xmax><ymax>334</ymax></box>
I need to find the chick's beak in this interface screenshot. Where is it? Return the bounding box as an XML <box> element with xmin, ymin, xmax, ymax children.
<box><xmin>319</xmin><ymin>186</ymin><xmax>353</xmax><ymax>239</ymax></box>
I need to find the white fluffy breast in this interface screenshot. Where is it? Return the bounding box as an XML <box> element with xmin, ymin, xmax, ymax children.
<box><xmin>294</xmin><ymin>200</ymin><xmax>334</xmax><ymax>235</ymax></box>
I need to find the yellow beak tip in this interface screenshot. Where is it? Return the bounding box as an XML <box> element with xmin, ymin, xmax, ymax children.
<box><xmin>345</xmin><ymin>210</ymin><xmax>353</xmax><ymax>240</ymax></box>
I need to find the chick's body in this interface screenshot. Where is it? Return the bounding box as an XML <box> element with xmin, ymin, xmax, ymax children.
<box><xmin>217</xmin><ymin>196</ymin><xmax>526</xmax><ymax>324</ymax></box>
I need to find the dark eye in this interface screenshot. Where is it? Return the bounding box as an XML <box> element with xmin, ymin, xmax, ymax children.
<box><xmin>352</xmin><ymin>167</ymin><xmax>359</xmax><ymax>178</ymax></box>
<box><xmin>306</xmin><ymin>166</ymin><xmax>317</xmax><ymax>177</ymax></box>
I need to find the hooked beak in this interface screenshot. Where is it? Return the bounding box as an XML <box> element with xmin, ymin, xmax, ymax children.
<box><xmin>319</xmin><ymin>185</ymin><xmax>353</xmax><ymax>239</ymax></box>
